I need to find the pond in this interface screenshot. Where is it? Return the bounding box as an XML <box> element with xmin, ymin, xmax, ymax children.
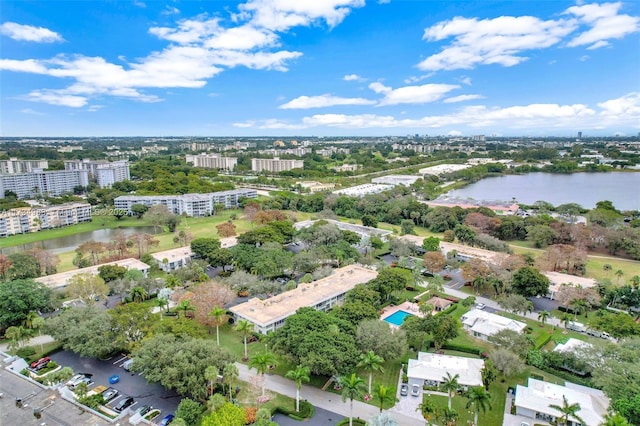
<box><xmin>445</xmin><ymin>172</ymin><xmax>640</xmax><ymax>210</ymax></box>
<box><xmin>0</xmin><ymin>226</ymin><xmax>158</xmax><ymax>255</ymax></box>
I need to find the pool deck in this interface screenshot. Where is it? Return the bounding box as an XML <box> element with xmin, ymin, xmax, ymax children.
<box><xmin>380</xmin><ymin>301</ymin><xmax>426</xmax><ymax>326</ymax></box>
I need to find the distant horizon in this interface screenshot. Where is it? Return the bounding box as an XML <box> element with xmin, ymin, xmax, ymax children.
<box><xmin>2</xmin><ymin>1</ymin><xmax>639</xmax><ymax>136</ymax></box>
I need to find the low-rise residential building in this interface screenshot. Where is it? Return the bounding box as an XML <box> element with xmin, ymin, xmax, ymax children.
<box><xmin>150</xmin><ymin>247</ymin><xmax>194</xmax><ymax>272</ymax></box>
<box><xmin>407</xmin><ymin>352</ymin><xmax>484</xmax><ymax>390</ymax></box>
<box><xmin>35</xmin><ymin>258</ymin><xmax>150</xmax><ymax>289</ymax></box>
<box><xmin>399</xmin><ymin>235</ymin><xmax>508</xmax><ymax>265</ymax></box>
<box><xmin>0</xmin><ymin>203</ymin><xmax>92</xmax><ymax>236</ymax></box>
<box><xmin>331</xmin><ymin>164</ymin><xmax>359</xmax><ymax>172</ymax></box>
<box><xmin>0</xmin><ymin>158</ymin><xmax>49</xmax><ymax>174</ymax></box>
<box><xmin>419</xmin><ymin>164</ymin><xmax>471</xmax><ymax>176</ymax></box>
<box><xmin>251</xmin><ymin>157</ymin><xmax>304</xmax><ymax>172</ymax></box>
<box><xmin>229</xmin><ymin>265</ymin><xmax>378</xmax><ymax>334</ymax></box>
<box><xmin>333</xmin><ymin>183</ymin><xmax>393</xmax><ymax>197</ymax></box>
<box><xmin>294</xmin><ymin>219</ymin><xmax>393</xmax><ymax>241</ymax></box>
<box><xmin>113</xmin><ymin>189</ymin><xmax>257</xmax><ymax>217</ymax></box>
<box><xmin>185</xmin><ymin>154</ymin><xmax>238</xmax><ymax>171</ymax></box>
<box><xmin>422</xmin><ymin>197</ymin><xmax>519</xmax><ymax>215</ymax></box>
<box><xmin>461</xmin><ymin>308</ymin><xmax>526</xmax><ymax>341</ymax></box>
<box><xmin>296</xmin><ymin>181</ymin><xmax>336</xmax><ymax>193</ymax></box>
<box><xmin>544</xmin><ymin>272</ymin><xmax>597</xmax><ymax>300</ymax></box>
<box><xmin>371</xmin><ymin>175</ymin><xmax>421</xmax><ymax>186</ymax></box>
<box><xmin>423</xmin><ymin>296</ymin><xmax>453</xmax><ymax>312</ymax></box>
<box><xmin>514</xmin><ymin>378</ymin><xmax>609</xmax><ymax>425</ymax></box>
<box><xmin>0</xmin><ymin>169</ymin><xmax>90</xmax><ymax>199</ymax></box>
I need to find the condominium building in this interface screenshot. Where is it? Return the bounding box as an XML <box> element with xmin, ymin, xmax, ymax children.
<box><xmin>230</xmin><ymin>265</ymin><xmax>378</xmax><ymax>334</ymax></box>
<box><xmin>185</xmin><ymin>154</ymin><xmax>237</xmax><ymax>171</ymax></box>
<box><xmin>0</xmin><ymin>158</ymin><xmax>49</xmax><ymax>174</ymax></box>
<box><xmin>64</xmin><ymin>159</ymin><xmax>130</xmax><ymax>188</ymax></box>
<box><xmin>113</xmin><ymin>189</ymin><xmax>257</xmax><ymax>217</ymax></box>
<box><xmin>0</xmin><ymin>203</ymin><xmax>92</xmax><ymax>236</ymax></box>
<box><xmin>251</xmin><ymin>157</ymin><xmax>304</xmax><ymax>173</ymax></box>
<box><xmin>0</xmin><ymin>169</ymin><xmax>90</xmax><ymax>199</ymax></box>
<box><xmin>35</xmin><ymin>258</ymin><xmax>150</xmax><ymax>289</ymax></box>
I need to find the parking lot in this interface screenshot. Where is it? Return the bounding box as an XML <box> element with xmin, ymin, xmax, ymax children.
<box><xmin>49</xmin><ymin>350</ymin><xmax>181</xmax><ymax>419</ymax></box>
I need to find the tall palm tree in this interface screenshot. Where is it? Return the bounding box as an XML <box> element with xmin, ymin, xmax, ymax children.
<box><xmin>285</xmin><ymin>365</ymin><xmax>310</xmax><ymax>412</ymax></box>
<box><xmin>5</xmin><ymin>325</ymin><xmax>29</xmax><ymax>351</ymax></box>
<box><xmin>204</xmin><ymin>366</ymin><xmax>219</xmax><ymax>397</ymax></box>
<box><xmin>603</xmin><ymin>264</ymin><xmax>612</xmax><ymax>278</ymax></box>
<box><xmin>156</xmin><ymin>297</ymin><xmax>168</xmax><ymax>319</ymax></box>
<box><xmin>177</xmin><ymin>299</ymin><xmax>195</xmax><ymax>318</ymax></box>
<box><xmin>465</xmin><ymin>386</ymin><xmax>492</xmax><ymax>426</ymax></box>
<box><xmin>29</xmin><ymin>315</ymin><xmax>46</xmax><ymax>353</ymax></box>
<box><xmin>538</xmin><ymin>310</ymin><xmax>551</xmax><ymax>325</ymax></box>
<box><xmin>549</xmin><ymin>395</ymin><xmax>585</xmax><ymax>426</ymax></box>
<box><xmin>441</xmin><ymin>372</ymin><xmax>460</xmax><ymax>410</ymax></box>
<box><xmin>249</xmin><ymin>351</ymin><xmax>277</xmax><ymax>396</ymax></box>
<box><xmin>131</xmin><ymin>286</ymin><xmax>148</xmax><ymax>303</ymax></box>
<box><xmin>209</xmin><ymin>306</ymin><xmax>227</xmax><ymax>346</ymax></box>
<box><xmin>570</xmin><ymin>299</ymin><xmax>588</xmax><ymax>320</ymax></box>
<box><xmin>23</xmin><ymin>311</ymin><xmax>38</xmax><ymax>329</ymax></box>
<box><xmin>340</xmin><ymin>373</ymin><xmax>366</xmax><ymax>426</ymax></box>
<box><xmin>371</xmin><ymin>383</ymin><xmax>396</xmax><ymax>413</ymax></box>
<box><xmin>222</xmin><ymin>363</ymin><xmax>239</xmax><ymax>402</ymax></box>
<box><xmin>235</xmin><ymin>319</ymin><xmax>254</xmax><ymax>360</ymax></box>
<box><xmin>357</xmin><ymin>350</ymin><xmax>385</xmax><ymax>394</ymax></box>
<box><xmin>560</xmin><ymin>313</ymin><xmax>572</xmax><ymax>331</ymax></box>
<box><xmin>615</xmin><ymin>269</ymin><xmax>624</xmax><ymax>285</ymax></box>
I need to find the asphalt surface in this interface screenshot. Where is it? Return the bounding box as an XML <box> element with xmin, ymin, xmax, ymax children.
<box><xmin>273</xmin><ymin>406</ymin><xmax>346</xmax><ymax>425</ymax></box>
<box><xmin>49</xmin><ymin>350</ymin><xmax>181</xmax><ymax>418</ymax></box>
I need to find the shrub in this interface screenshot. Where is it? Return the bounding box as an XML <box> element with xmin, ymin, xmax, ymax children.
<box><xmin>441</xmin><ymin>343</ymin><xmax>481</xmax><ymax>355</ymax></box>
<box><xmin>17</xmin><ymin>346</ymin><xmax>36</xmax><ymax>359</ymax></box>
<box><xmin>438</xmin><ymin>304</ymin><xmax>458</xmax><ymax>316</ymax></box>
<box><xmin>462</xmin><ymin>296</ymin><xmax>476</xmax><ymax>307</ymax></box>
<box><xmin>535</xmin><ymin>334</ymin><xmax>552</xmax><ymax>350</ymax></box>
<box><xmin>273</xmin><ymin>400</ymin><xmax>314</xmax><ymax>419</ymax></box>
<box><xmin>244</xmin><ymin>406</ymin><xmax>258</xmax><ymax>424</ymax></box>
<box><xmin>337</xmin><ymin>419</ymin><xmax>367</xmax><ymax>426</ymax></box>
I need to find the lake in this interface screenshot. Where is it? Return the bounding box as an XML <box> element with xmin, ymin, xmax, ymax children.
<box><xmin>445</xmin><ymin>172</ymin><xmax>640</xmax><ymax>211</ymax></box>
<box><xmin>0</xmin><ymin>226</ymin><xmax>157</xmax><ymax>255</ymax></box>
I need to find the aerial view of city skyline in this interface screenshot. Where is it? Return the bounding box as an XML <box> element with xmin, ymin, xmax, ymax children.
<box><xmin>1</xmin><ymin>0</ymin><xmax>639</xmax><ymax>137</ymax></box>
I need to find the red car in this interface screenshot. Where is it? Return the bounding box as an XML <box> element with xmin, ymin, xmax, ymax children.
<box><xmin>30</xmin><ymin>357</ymin><xmax>51</xmax><ymax>370</ymax></box>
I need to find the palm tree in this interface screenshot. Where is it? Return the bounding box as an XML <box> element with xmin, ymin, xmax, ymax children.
<box><xmin>600</xmin><ymin>413</ymin><xmax>631</xmax><ymax>426</ymax></box>
<box><xmin>340</xmin><ymin>373</ymin><xmax>366</xmax><ymax>426</ymax></box>
<box><xmin>441</xmin><ymin>372</ymin><xmax>460</xmax><ymax>410</ymax></box>
<box><xmin>285</xmin><ymin>365</ymin><xmax>310</xmax><ymax>412</ymax></box>
<box><xmin>560</xmin><ymin>313</ymin><xmax>572</xmax><ymax>331</ymax></box>
<box><xmin>472</xmin><ymin>276</ymin><xmax>485</xmax><ymax>294</ymax></box>
<box><xmin>603</xmin><ymin>263</ymin><xmax>612</xmax><ymax>278</ymax></box>
<box><xmin>570</xmin><ymin>299</ymin><xmax>588</xmax><ymax>320</ymax></box>
<box><xmin>235</xmin><ymin>319</ymin><xmax>254</xmax><ymax>360</ymax></box>
<box><xmin>538</xmin><ymin>310</ymin><xmax>551</xmax><ymax>325</ymax></box>
<box><xmin>131</xmin><ymin>286</ymin><xmax>148</xmax><ymax>303</ymax></box>
<box><xmin>437</xmin><ymin>407</ymin><xmax>459</xmax><ymax>426</ymax></box>
<box><xmin>465</xmin><ymin>386</ymin><xmax>492</xmax><ymax>426</ymax></box>
<box><xmin>615</xmin><ymin>269</ymin><xmax>624</xmax><ymax>285</ymax></box>
<box><xmin>222</xmin><ymin>363</ymin><xmax>239</xmax><ymax>402</ymax></box>
<box><xmin>177</xmin><ymin>299</ymin><xmax>195</xmax><ymax>318</ymax></box>
<box><xmin>357</xmin><ymin>350</ymin><xmax>385</xmax><ymax>394</ymax></box>
<box><xmin>631</xmin><ymin>275</ymin><xmax>640</xmax><ymax>289</ymax></box>
<box><xmin>549</xmin><ymin>395</ymin><xmax>585</xmax><ymax>426</ymax></box>
<box><xmin>249</xmin><ymin>352</ymin><xmax>277</xmax><ymax>396</ymax></box>
<box><xmin>5</xmin><ymin>325</ymin><xmax>29</xmax><ymax>351</ymax></box>
<box><xmin>209</xmin><ymin>306</ymin><xmax>227</xmax><ymax>346</ymax></box>
<box><xmin>417</xmin><ymin>398</ymin><xmax>437</xmax><ymax>425</ymax></box>
<box><xmin>23</xmin><ymin>311</ymin><xmax>38</xmax><ymax>329</ymax></box>
<box><xmin>29</xmin><ymin>315</ymin><xmax>46</xmax><ymax>352</ymax></box>
<box><xmin>420</xmin><ymin>303</ymin><xmax>435</xmax><ymax>316</ymax></box>
<box><xmin>371</xmin><ymin>383</ymin><xmax>396</xmax><ymax>413</ymax></box>
<box><xmin>204</xmin><ymin>366</ymin><xmax>219</xmax><ymax>397</ymax></box>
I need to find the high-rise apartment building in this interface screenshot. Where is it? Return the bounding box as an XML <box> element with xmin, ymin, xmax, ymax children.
<box><xmin>185</xmin><ymin>154</ymin><xmax>237</xmax><ymax>171</ymax></box>
<box><xmin>0</xmin><ymin>203</ymin><xmax>92</xmax><ymax>236</ymax></box>
<box><xmin>251</xmin><ymin>157</ymin><xmax>304</xmax><ymax>173</ymax></box>
<box><xmin>64</xmin><ymin>159</ymin><xmax>130</xmax><ymax>188</ymax></box>
<box><xmin>0</xmin><ymin>170</ymin><xmax>90</xmax><ymax>199</ymax></box>
<box><xmin>0</xmin><ymin>158</ymin><xmax>49</xmax><ymax>174</ymax></box>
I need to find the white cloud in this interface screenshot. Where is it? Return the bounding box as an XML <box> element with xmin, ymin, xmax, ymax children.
<box><xmin>133</xmin><ymin>0</ymin><xmax>146</xmax><ymax>8</ymax></box>
<box><xmin>87</xmin><ymin>105</ymin><xmax>103</xmax><ymax>112</ymax></box>
<box><xmin>459</xmin><ymin>76</ymin><xmax>472</xmax><ymax>85</ymax></box>
<box><xmin>1</xmin><ymin>0</ymin><xmax>361</xmax><ymax>107</ymax></box>
<box><xmin>162</xmin><ymin>6</ymin><xmax>180</xmax><ymax>15</ymax></box>
<box><xmin>279</xmin><ymin>94</ymin><xmax>376</xmax><ymax>109</ymax></box>
<box><xmin>443</xmin><ymin>94</ymin><xmax>484</xmax><ymax>103</ymax></box>
<box><xmin>0</xmin><ymin>22</ymin><xmax>63</xmax><ymax>43</ymax></box>
<box><xmin>447</xmin><ymin>130</ymin><xmax>462</xmax><ymax>136</ymax></box>
<box><xmin>418</xmin><ymin>15</ymin><xmax>576</xmax><ymax>71</ymax></box>
<box><xmin>403</xmin><ymin>74</ymin><xmax>433</xmax><ymax>84</ymax></box>
<box><xmin>343</xmin><ymin>73</ymin><xmax>364</xmax><ymax>81</ymax></box>
<box><xmin>565</xmin><ymin>2</ymin><xmax>640</xmax><ymax>49</ymax></box>
<box><xmin>579</xmin><ymin>55</ymin><xmax>590</xmax><ymax>61</ymax></box>
<box><xmin>369</xmin><ymin>82</ymin><xmax>460</xmax><ymax>105</ymax></box>
<box><xmin>19</xmin><ymin>108</ymin><xmax>45</xmax><ymax>115</ymax></box>
<box><xmin>597</xmin><ymin>92</ymin><xmax>640</xmax><ymax>118</ymax></box>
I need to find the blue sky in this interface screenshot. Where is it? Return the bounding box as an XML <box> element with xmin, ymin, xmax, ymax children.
<box><xmin>1</xmin><ymin>0</ymin><xmax>639</xmax><ymax>137</ymax></box>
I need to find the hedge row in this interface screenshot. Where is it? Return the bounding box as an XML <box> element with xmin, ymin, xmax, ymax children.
<box><xmin>441</xmin><ymin>343</ymin><xmax>482</xmax><ymax>356</ymax></box>
<box><xmin>437</xmin><ymin>304</ymin><xmax>458</xmax><ymax>316</ymax></box>
<box><xmin>273</xmin><ymin>400</ymin><xmax>314</xmax><ymax>420</ymax></box>
<box><xmin>535</xmin><ymin>334</ymin><xmax>553</xmax><ymax>350</ymax></box>
<box><xmin>337</xmin><ymin>419</ymin><xmax>367</xmax><ymax>426</ymax></box>
<box><xmin>535</xmin><ymin>365</ymin><xmax>595</xmax><ymax>388</ymax></box>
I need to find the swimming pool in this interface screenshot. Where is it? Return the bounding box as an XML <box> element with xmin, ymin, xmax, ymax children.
<box><xmin>383</xmin><ymin>310</ymin><xmax>414</xmax><ymax>326</ymax></box>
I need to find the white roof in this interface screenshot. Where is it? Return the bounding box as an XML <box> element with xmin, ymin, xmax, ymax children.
<box><xmin>515</xmin><ymin>378</ymin><xmax>609</xmax><ymax>426</ymax></box>
<box><xmin>461</xmin><ymin>309</ymin><xmax>526</xmax><ymax>336</ymax></box>
<box><xmin>553</xmin><ymin>338</ymin><xmax>592</xmax><ymax>354</ymax></box>
<box><xmin>407</xmin><ymin>352</ymin><xmax>484</xmax><ymax>387</ymax></box>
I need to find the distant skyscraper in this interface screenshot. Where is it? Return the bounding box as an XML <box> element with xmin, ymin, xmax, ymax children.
<box><xmin>577</xmin><ymin>131</ymin><xmax>583</xmax><ymax>139</ymax></box>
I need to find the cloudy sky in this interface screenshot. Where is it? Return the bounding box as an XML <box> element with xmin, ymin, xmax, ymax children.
<box><xmin>1</xmin><ymin>0</ymin><xmax>639</xmax><ymax>137</ymax></box>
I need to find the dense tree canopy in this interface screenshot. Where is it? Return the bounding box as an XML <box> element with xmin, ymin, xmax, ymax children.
<box><xmin>511</xmin><ymin>266</ymin><xmax>550</xmax><ymax>298</ymax></box>
<box><xmin>0</xmin><ymin>279</ymin><xmax>53</xmax><ymax>331</ymax></box>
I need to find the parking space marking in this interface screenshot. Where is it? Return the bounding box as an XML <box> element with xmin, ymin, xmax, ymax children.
<box><xmin>113</xmin><ymin>355</ymin><xmax>128</xmax><ymax>365</ymax></box>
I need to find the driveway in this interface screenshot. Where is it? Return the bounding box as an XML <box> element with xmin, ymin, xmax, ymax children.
<box><xmin>49</xmin><ymin>350</ymin><xmax>181</xmax><ymax>418</ymax></box>
<box><xmin>274</xmin><ymin>406</ymin><xmax>345</xmax><ymax>425</ymax></box>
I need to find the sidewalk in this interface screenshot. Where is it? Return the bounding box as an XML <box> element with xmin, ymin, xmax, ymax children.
<box><xmin>0</xmin><ymin>334</ymin><xmax>56</xmax><ymax>353</ymax></box>
<box><xmin>236</xmin><ymin>363</ymin><xmax>426</xmax><ymax>426</ymax></box>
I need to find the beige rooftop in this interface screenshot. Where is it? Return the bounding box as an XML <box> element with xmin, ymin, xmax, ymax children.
<box><xmin>230</xmin><ymin>264</ymin><xmax>378</xmax><ymax>327</ymax></box>
<box><xmin>35</xmin><ymin>258</ymin><xmax>150</xmax><ymax>289</ymax></box>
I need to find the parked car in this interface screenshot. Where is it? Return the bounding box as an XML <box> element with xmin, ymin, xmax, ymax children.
<box><xmin>411</xmin><ymin>384</ymin><xmax>421</xmax><ymax>397</ymax></box>
<box><xmin>160</xmin><ymin>414</ymin><xmax>175</xmax><ymax>426</ymax></box>
<box><xmin>476</xmin><ymin>303</ymin><xmax>486</xmax><ymax>310</ymax></box>
<box><xmin>30</xmin><ymin>357</ymin><xmax>51</xmax><ymax>370</ymax></box>
<box><xmin>67</xmin><ymin>374</ymin><xmax>92</xmax><ymax>389</ymax></box>
<box><xmin>400</xmin><ymin>384</ymin><xmax>409</xmax><ymax>396</ymax></box>
<box><xmin>92</xmin><ymin>385</ymin><xmax>107</xmax><ymax>395</ymax></box>
<box><xmin>114</xmin><ymin>396</ymin><xmax>134</xmax><ymax>412</ymax></box>
<box><xmin>102</xmin><ymin>387</ymin><xmax>119</xmax><ymax>402</ymax></box>
<box><xmin>137</xmin><ymin>405</ymin><xmax>152</xmax><ymax>416</ymax></box>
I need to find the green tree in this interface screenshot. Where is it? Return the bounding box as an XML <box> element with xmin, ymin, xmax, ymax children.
<box><xmin>372</xmin><ymin>383</ymin><xmax>396</xmax><ymax>413</ymax></box>
<box><xmin>175</xmin><ymin>398</ymin><xmax>205</xmax><ymax>426</ymax></box>
<box><xmin>418</xmin><ymin>398</ymin><xmax>437</xmax><ymax>425</ymax></box>
<box><xmin>204</xmin><ymin>366</ymin><xmax>219</xmax><ymax>397</ymax></box>
<box><xmin>431</xmin><ymin>315</ymin><xmax>459</xmax><ymax>351</ymax></box>
<box><xmin>5</xmin><ymin>325</ymin><xmax>30</xmax><ymax>351</ymax></box>
<box><xmin>235</xmin><ymin>319</ymin><xmax>254</xmax><ymax>360</ymax></box>
<box><xmin>201</xmin><ymin>402</ymin><xmax>245</xmax><ymax>426</ymax></box>
<box><xmin>441</xmin><ymin>372</ymin><xmax>460</xmax><ymax>410</ymax></box>
<box><xmin>248</xmin><ymin>351</ymin><xmax>277</xmax><ymax>396</ymax></box>
<box><xmin>7</xmin><ymin>253</ymin><xmax>40</xmax><ymax>279</ymax></box>
<box><xmin>74</xmin><ymin>381</ymin><xmax>89</xmax><ymax>399</ymax></box>
<box><xmin>355</xmin><ymin>319</ymin><xmax>407</xmax><ymax>362</ymax></box>
<box><xmin>191</xmin><ymin>238</ymin><xmax>221</xmax><ymax>259</ymax></box>
<box><xmin>67</xmin><ymin>273</ymin><xmax>108</xmax><ymax>304</ymax></box>
<box><xmin>45</xmin><ymin>306</ymin><xmax>117</xmax><ymax>358</ymax></box>
<box><xmin>615</xmin><ymin>269</ymin><xmax>624</xmax><ymax>285</ymax></box>
<box><xmin>465</xmin><ymin>386</ymin><xmax>492</xmax><ymax>426</ymax></box>
<box><xmin>130</xmin><ymin>286</ymin><xmax>148</xmax><ymax>303</ymax></box>
<box><xmin>480</xmin><ymin>359</ymin><xmax>497</xmax><ymax>391</ymax></box>
<box><xmin>548</xmin><ymin>395</ymin><xmax>585</xmax><ymax>426</ymax></box>
<box><xmin>357</xmin><ymin>350</ymin><xmax>385</xmax><ymax>395</ymax></box>
<box><xmin>400</xmin><ymin>219</ymin><xmax>416</xmax><ymax>235</ymax></box>
<box><xmin>131</xmin><ymin>203</ymin><xmax>149</xmax><ymax>219</ymax></box>
<box><xmin>538</xmin><ymin>310</ymin><xmax>551</xmax><ymax>325</ymax></box>
<box><xmin>603</xmin><ymin>263</ymin><xmax>613</xmax><ymax>278</ymax></box>
<box><xmin>285</xmin><ymin>365</ymin><xmax>310</xmax><ymax>412</ymax></box>
<box><xmin>600</xmin><ymin>413</ymin><xmax>631</xmax><ymax>426</ymax></box>
<box><xmin>453</xmin><ymin>224</ymin><xmax>476</xmax><ymax>245</ymax></box>
<box><xmin>362</xmin><ymin>214</ymin><xmax>378</xmax><ymax>228</ymax></box>
<box><xmin>222</xmin><ymin>363</ymin><xmax>239</xmax><ymax>402</ymax></box>
<box><xmin>422</xmin><ymin>236</ymin><xmax>441</xmax><ymax>252</ymax></box>
<box><xmin>340</xmin><ymin>373</ymin><xmax>366</xmax><ymax>426</ymax></box>
<box><xmin>511</xmin><ymin>266</ymin><xmax>550</xmax><ymax>298</ymax></box>
<box><xmin>178</xmin><ymin>299</ymin><xmax>195</xmax><ymax>319</ymax></box>
<box><xmin>209</xmin><ymin>306</ymin><xmax>227</xmax><ymax>346</ymax></box>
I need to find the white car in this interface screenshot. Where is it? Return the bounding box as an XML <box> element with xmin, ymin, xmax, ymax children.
<box><xmin>411</xmin><ymin>384</ymin><xmax>421</xmax><ymax>397</ymax></box>
<box><xmin>476</xmin><ymin>303</ymin><xmax>486</xmax><ymax>310</ymax></box>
